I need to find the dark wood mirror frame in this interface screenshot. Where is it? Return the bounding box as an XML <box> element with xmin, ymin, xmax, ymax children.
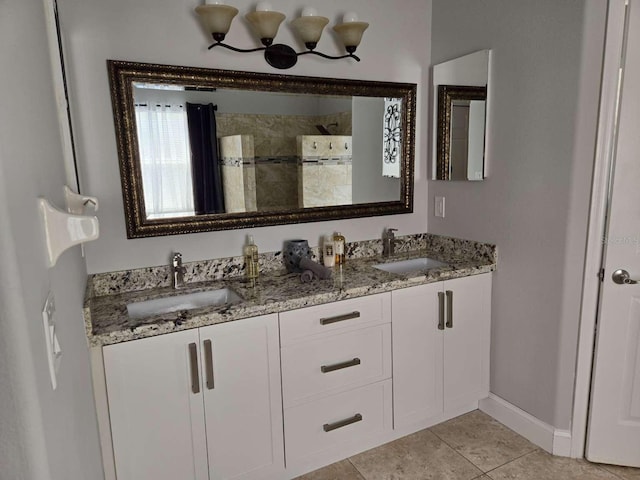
<box><xmin>107</xmin><ymin>60</ymin><xmax>416</xmax><ymax>238</ymax></box>
<box><xmin>436</xmin><ymin>84</ymin><xmax>487</xmax><ymax>181</ymax></box>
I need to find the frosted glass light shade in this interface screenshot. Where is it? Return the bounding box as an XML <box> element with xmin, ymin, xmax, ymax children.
<box><xmin>301</xmin><ymin>7</ymin><xmax>318</xmax><ymax>17</ymax></box>
<box><xmin>333</xmin><ymin>21</ymin><xmax>368</xmax><ymax>50</ymax></box>
<box><xmin>291</xmin><ymin>15</ymin><xmax>329</xmax><ymax>46</ymax></box>
<box><xmin>256</xmin><ymin>1</ymin><xmax>272</xmax><ymax>12</ymax></box>
<box><xmin>342</xmin><ymin>12</ymin><xmax>359</xmax><ymax>23</ymax></box>
<box><xmin>195</xmin><ymin>4</ymin><xmax>239</xmax><ymax>35</ymax></box>
<box><xmin>245</xmin><ymin>10</ymin><xmax>286</xmax><ymax>40</ymax></box>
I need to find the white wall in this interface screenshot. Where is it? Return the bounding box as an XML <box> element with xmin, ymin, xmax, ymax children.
<box><xmin>57</xmin><ymin>0</ymin><xmax>432</xmax><ymax>274</ymax></box>
<box><xmin>0</xmin><ymin>0</ymin><xmax>103</xmax><ymax>478</ymax></box>
<box><xmin>352</xmin><ymin>97</ymin><xmax>401</xmax><ymax>203</ymax></box>
<box><xmin>133</xmin><ymin>87</ymin><xmax>325</xmax><ymax>115</ymax></box>
<box><xmin>429</xmin><ymin>0</ymin><xmax>606</xmax><ymax>429</ymax></box>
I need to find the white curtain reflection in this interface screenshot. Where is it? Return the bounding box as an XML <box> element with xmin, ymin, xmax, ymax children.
<box><xmin>134</xmin><ymin>103</ymin><xmax>195</xmax><ymax>218</ymax></box>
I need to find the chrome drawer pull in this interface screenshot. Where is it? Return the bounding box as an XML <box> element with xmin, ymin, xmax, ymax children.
<box><xmin>321</xmin><ymin>357</ymin><xmax>361</xmax><ymax>373</ymax></box>
<box><xmin>319</xmin><ymin>311</ymin><xmax>361</xmax><ymax>325</ymax></box>
<box><xmin>323</xmin><ymin>413</ymin><xmax>363</xmax><ymax>432</ymax></box>
<box><xmin>188</xmin><ymin>343</ymin><xmax>200</xmax><ymax>394</ymax></box>
<box><xmin>438</xmin><ymin>292</ymin><xmax>445</xmax><ymax>330</ymax></box>
<box><xmin>446</xmin><ymin>290</ymin><xmax>453</xmax><ymax>328</ymax></box>
<box><xmin>203</xmin><ymin>339</ymin><xmax>214</xmax><ymax>390</ymax></box>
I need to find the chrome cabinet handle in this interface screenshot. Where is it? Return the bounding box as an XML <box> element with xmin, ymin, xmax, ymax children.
<box><xmin>321</xmin><ymin>358</ymin><xmax>361</xmax><ymax>373</ymax></box>
<box><xmin>188</xmin><ymin>343</ymin><xmax>200</xmax><ymax>394</ymax></box>
<box><xmin>438</xmin><ymin>292</ymin><xmax>445</xmax><ymax>330</ymax></box>
<box><xmin>323</xmin><ymin>413</ymin><xmax>363</xmax><ymax>432</ymax></box>
<box><xmin>446</xmin><ymin>290</ymin><xmax>453</xmax><ymax>328</ymax></box>
<box><xmin>203</xmin><ymin>339</ymin><xmax>214</xmax><ymax>390</ymax></box>
<box><xmin>320</xmin><ymin>311</ymin><xmax>360</xmax><ymax>325</ymax></box>
<box><xmin>612</xmin><ymin>269</ymin><xmax>639</xmax><ymax>284</ymax></box>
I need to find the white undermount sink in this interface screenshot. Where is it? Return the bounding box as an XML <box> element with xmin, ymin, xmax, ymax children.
<box><xmin>373</xmin><ymin>257</ymin><xmax>448</xmax><ymax>275</ymax></box>
<box><xmin>127</xmin><ymin>288</ymin><xmax>242</xmax><ymax>319</ymax></box>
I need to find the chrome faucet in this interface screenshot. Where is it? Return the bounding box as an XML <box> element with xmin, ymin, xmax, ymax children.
<box><xmin>171</xmin><ymin>252</ymin><xmax>187</xmax><ymax>289</ymax></box>
<box><xmin>382</xmin><ymin>228</ymin><xmax>398</xmax><ymax>257</ymax></box>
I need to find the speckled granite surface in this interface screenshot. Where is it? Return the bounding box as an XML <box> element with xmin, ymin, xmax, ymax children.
<box><xmin>85</xmin><ymin>234</ymin><xmax>497</xmax><ymax>347</ymax></box>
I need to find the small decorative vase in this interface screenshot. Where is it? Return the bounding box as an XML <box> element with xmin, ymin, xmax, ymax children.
<box><xmin>283</xmin><ymin>239</ymin><xmax>311</xmax><ymax>273</ymax></box>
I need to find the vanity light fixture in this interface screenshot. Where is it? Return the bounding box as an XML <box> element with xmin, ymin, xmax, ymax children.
<box><xmin>194</xmin><ymin>2</ymin><xmax>369</xmax><ymax>70</ymax></box>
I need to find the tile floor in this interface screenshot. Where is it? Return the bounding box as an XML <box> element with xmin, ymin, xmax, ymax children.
<box><xmin>296</xmin><ymin>410</ymin><xmax>640</xmax><ymax>480</ymax></box>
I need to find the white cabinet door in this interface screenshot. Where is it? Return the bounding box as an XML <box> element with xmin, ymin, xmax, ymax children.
<box><xmin>443</xmin><ymin>274</ymin><xmax>491</xmax><ymax>415</ymax></box>
<box><xmin>392</xmin><ymin>282</ymin><xmax>444</xmax><ymax>429</ymax></box>
<box><xmin>199</xmin><ymin>314</ymin><xmax>284</xmax><ymax>480</ymax></box>
<box><xmin>392</xmin><ymin>274</ymin><xmax>492</xmax><ymax>430</ymax></box>
<box><xmin>103</xmin><ymin>329</ymin><xmax>209</xmax><ymax>480</ymax></box>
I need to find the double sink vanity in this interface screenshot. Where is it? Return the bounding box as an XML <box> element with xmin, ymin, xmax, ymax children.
<box><xmin>86</xmin><ymin>233</ymin><xmax>496</xmax><ymax>480</ymax></box>
<box><xmin>94</xmin><ymin>52</ymin><xmax>496</xmax><ymax>480</ymax></box>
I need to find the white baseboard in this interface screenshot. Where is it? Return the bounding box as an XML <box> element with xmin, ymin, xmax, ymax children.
<box><xmin>479</xmin><ymin>394</ymin><xmax>573</xmax><ymax>457</ymax></box>
<box><xmin>553</xmin><ymin>429</ymin><xmax>572</xmax><ymax>457</ymax></box>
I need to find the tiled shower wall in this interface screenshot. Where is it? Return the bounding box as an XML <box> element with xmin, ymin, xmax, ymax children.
<box><xmin>217</xmin><ymin>112</ymin><xmax>352</xmax><ymax>211</ymax></box>
<box><xmin>255</xmin><ymin>158</ymin><xmax>298</xmax><ymax>211</ymax></box>
<box><xmin>219</xmin><ymin>136</ymin><xmax>298</xmax><ymax>212</ymax></box>
<box><xmin>219</xmin><ymin>135</ymin><xmax>257</xmax><ymax>213</ymax></box>
<box><xmin>216</xmin><ymin>111</ymin><xmax>351</xmax><ymax>157</ymax></box>
<box><xmin>297</xmin><ymin>135</ymin><xmax>353</xmax><ymax>208</ymax></box>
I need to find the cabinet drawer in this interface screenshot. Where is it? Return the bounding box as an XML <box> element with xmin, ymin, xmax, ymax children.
<box><xmin>284</xmin><ymin>380</ymin><xmax>392</xmax><ymax>465</ymax></box>
<box><xmin>279</xmin><ymin>293</ymin><xmax>391</xmax><ymax>346</ymax></box>
<box><xmin>281</xmin><ymin>324</ymin><xmax>391</xmax><ymax>407</ymax></box>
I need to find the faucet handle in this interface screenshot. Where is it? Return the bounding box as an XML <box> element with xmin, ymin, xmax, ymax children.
<box><xmin>385</xmin><ymin>228</ymin><xmax>398</xmax><ymax>238</ymax></box>
<box><xmin>171</xmin><ymin>252</ymin><xmax>186</xmax><ymax>289</ymax></box>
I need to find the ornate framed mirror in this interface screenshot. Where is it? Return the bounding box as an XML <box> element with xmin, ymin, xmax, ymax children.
<box><xmin>107</xmin><ymin>60</ymin><xmax>416</xmax><ymax>238</ymax></box>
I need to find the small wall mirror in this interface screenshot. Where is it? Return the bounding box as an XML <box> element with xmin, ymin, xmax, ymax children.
<box><xmin>108</xmin><ymin>60</ymin><xmax>416</xmax><ymax>238</ymax></box>
<box><xmin>432</xmin><ymin>50</ymin><xmax>491</xmax><ymax>181</ymax></box>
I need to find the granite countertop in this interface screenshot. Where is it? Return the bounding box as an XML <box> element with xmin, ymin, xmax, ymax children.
<box><xmin>84</xmin><ymin>234</ymin><xmax>497</xmax><ymax>347</ymax></box>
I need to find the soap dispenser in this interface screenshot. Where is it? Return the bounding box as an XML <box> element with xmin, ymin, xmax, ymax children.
<box><xmin>333</xmin><ymin>232</ymin><xmax>345</xmax><ymax>266</ymax></box>
<box><xmin>244</xmin><ymin>235</ymin><xmax>259</xmax><ymax>282</ymax></box>
<box><xmin>323</xmin><ymin>235</ymin><xmax>335</xmax><ymax>267</ymax></box>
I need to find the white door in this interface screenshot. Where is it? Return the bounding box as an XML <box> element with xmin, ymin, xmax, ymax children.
<box><xmin>103</xmin><ymin>330</ymin><xmax>209</xmax><ymax>480</ymax></box>
<box><xmin>200</xmin><ymin>314</ymin><xmax>285</xmax><ymax>480</ymax></box>
<box><xmin>587</xmin><ymin>1</ymin><xmax>640</xmax><ymax>466</ymax></box>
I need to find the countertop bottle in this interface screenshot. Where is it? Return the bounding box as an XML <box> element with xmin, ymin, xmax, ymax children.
<box><xmin>244</xmin><ymin>235</ymin><xmax>259</xmax><ymax>281</ymax></box>
<box><xmin>333</xmin><ymin>232</ymin><xmax>345</xmax><ymax>266</ymax></box>
<box><xmin>323</xmin><ymin>235</ymin><xmax>335</xmax><ymax>267</ymax></box>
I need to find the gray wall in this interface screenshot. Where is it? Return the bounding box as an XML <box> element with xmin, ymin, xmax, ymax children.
<box><xmin>57</xmin><ymin>0</ymin><xmax>432</xmax><ymax>273</ymax></box>
<box><xmin>429</xmin><ymin>0</ymin><xmax>606</xmax><ymax>429</ymax></box>
<box><xmin>0</xmin><ymin>0</ymin><xmax>103</xmax><ymax>479</ymax></box>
